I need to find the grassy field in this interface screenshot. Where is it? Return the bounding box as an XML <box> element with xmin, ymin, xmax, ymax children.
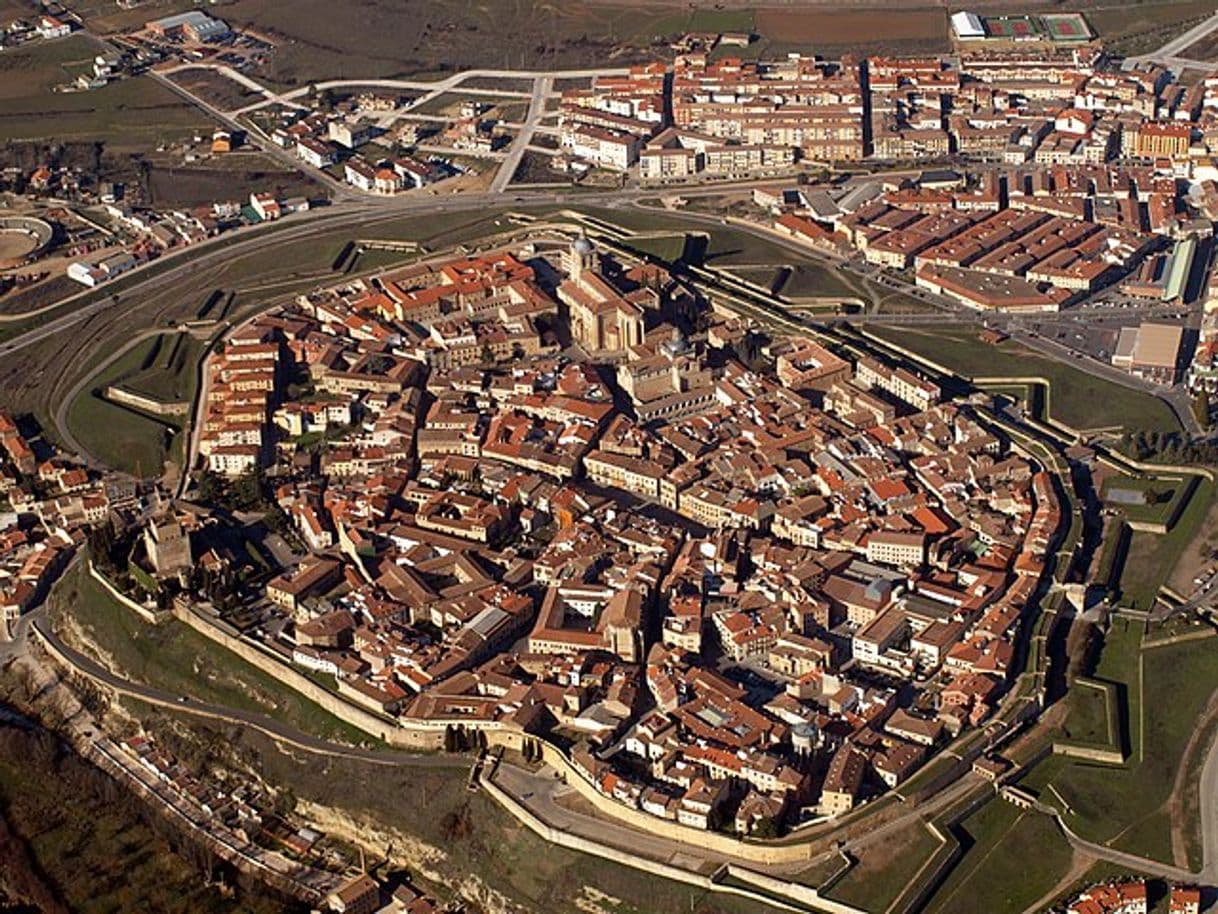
<box><xmin>0</xmin><ymin>43</ymin><xmax>210</xmax><ymax>146</ymax></box>
<box><xmin>65</xmin><ymin>336</ymin><xmax>180</xmax><ymax>477</ymax></box>
<box><xmin>1061</xmin><ymin>678</ymin><xmax>1117</xmax><ymax>747</ymax></box>
<box><xmin>0</xmin><ymin>721</ymin><xmax>299</xmax><ymax>914</ymax></box>
<box><xmin>1023</xmin><ymin>615</ymin><xmax>1218</xmax><ymax>864</ymax></box>
<box><xmin>118</xmin><ymin>332</ymin><xmax>205</xmax><ymax>404</ymax></box>
<box><xmin>49</xmin><ymin>563</ymin><xmax>373</xmax><ymax>746</ymax></box>
<box><xmin>757</xmin><ymin>263</ymin><xmax>863</xmax><ymax>301</ymax></box>
<box><xmin>865</xmin><ymin>324</ymin><xmax>1183</xmax><ymax>439</ymax></box>
<box><xmin>1100</xmin><ymin>473</ymin><xmax>1194</xmax><ymax>529</ymax></box>
<box><xmin>924</xmin><ymin>801</ymin><xmax>1074</xmax><ymax>914</ymax></box>
<box><xmin>1118</xmin><ymin>480</ymin><xmax>1214</xmax><ymax>611</ymax></box>
<box><xmin>825</xmin><ymin>819</ymin><xmax>941</xmax><ymax>911</ymax></box>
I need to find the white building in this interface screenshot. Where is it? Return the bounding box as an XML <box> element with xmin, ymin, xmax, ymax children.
<box><xmin>951</xmin><ymin>11</ymin><xmax>986</xmax><ymax>41</ymax></box>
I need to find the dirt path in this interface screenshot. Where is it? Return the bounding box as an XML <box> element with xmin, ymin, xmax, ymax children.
<box><xmin>1021</xmin><ymin>848</ymin><xmax>1095</xmax><ymax>914</ymax></box>
<box><xmin>1168</xmin><ymin>688</ymin><xmax>1218</xmax><ymax>868</ymax></box>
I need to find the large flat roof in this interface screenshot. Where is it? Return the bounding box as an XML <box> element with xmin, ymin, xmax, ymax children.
<box><xmin>1131</xmin><ymin>322</ymin><xmax>1184</xmax><ymax>369</ymax></box>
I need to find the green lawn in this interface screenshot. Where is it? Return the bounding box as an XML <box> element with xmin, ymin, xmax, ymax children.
<box><xmin>1027</xmin><ymin>616</ymin><xmax>1218</xmax><ymax>864</ymax></box>
<box><xmin>1061</xmin><ymin>679</ymin><xmax>1117</xmax><ymax>748</ymax></box>
<box><xmin>731</xmin><ymin>264</ymin><xmax>860</xmax><ymax>300</ymax></box>
<box><xmin>1118</xmin><ymin>480</ymin><xmax>1215</xmax><ymax>611</ymax></box>
<box><xmin>1101</xmin><ymin>473</ymin><xmax>1194</xmax><ymax>529</ymax></box>
<box><xmin>866</xmin><ymin>324</ymin><xmax>1182</xmax><ymax>439</ymax></box>
<box><xmin>50</xmin><ymin>563</ymin><xmax>373</xmax><ymax>746</ymax></box>
<box><xmin>122</xmin><ymin>334</ymin><xmax>205</xmax><ymax>404</ymax></box>
<box><xmin>65</xmin><ymin>338</ymin><xmax>179</xmax><ymax>477</ymax></box>
<box><xmin>618</xmin><ymin>234</ymin><xmax>689</xmax><ymax>262</ymax></box>
<box><xmin>924</xmin><ymin>802</ymin><xmax>1074</xmax><ymax>914</ymax></box>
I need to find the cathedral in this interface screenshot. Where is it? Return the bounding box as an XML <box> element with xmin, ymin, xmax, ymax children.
<box><xmin>557</xmin><ymin>235</ymin><xmax>648</xmax><ymax>354</ymax></box>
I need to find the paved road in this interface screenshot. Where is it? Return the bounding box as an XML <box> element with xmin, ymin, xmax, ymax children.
<box><xmin>492</xmin><ymin>75</ymin><xmax>553</xmax><ymax>194</ymax></box>
<box><xmin>1127</xmin><ymin>12</ymin><xmax>1218</xmax><ymax>69</ymax></box>
<box><xmin>1200</xmin><ymin>718</ymin><xmax>1218</xmax><ymax>884</ymax></box>
<box><xmin>150</xmin><ymin>67</ymin><xmax>355</xmax><ymax>202</ymax></box>
<box><xmin>1054</xmin><ymin>814</ymin><xmax>1198</xmax><ymax>883</ymax></box>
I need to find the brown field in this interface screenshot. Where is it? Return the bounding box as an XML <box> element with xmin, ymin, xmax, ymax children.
<box><xmin>0</xmin><ymin>32</ymin><xmax>103</xmax><ymax>99</ymax></box>
<box><xmin>1184</xmin><ymin>29</ymin><xmax>1218</xmax><ymax>60</ymax></box>
<box><xmin>755</xmin><ymin>7</ymin><xmax>947</xmax><ymax>45</ymax></box>
<box><xmin>1086</xmin><ymin>0</ymin><xmax>1218</xmax><ymax>54</ymax></box>
<box><xmin>147</xmin><ymin>160</ymin><xmax>325</xmax><ymax>207</ymax></box>
<box><xmin>209</xmin><ymin>0</ymin><xmax>664</xmax><ymax>86</ymax></box>
<box><xmin>167</xmin><ymin>67</ymin><xmax>260</xmax><ymax>112</ymax></box>
<box><xmin>0</xmin><ymin>233</ymin><xmax>37</xmax><ymax>261</ymax></box>
<box><xmin>0</xmin><ymin>0</ymin><xmax>35</xmax><ymax>19</ymax></box>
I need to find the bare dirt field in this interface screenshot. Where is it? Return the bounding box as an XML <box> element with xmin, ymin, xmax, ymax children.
<box><xmin>210</xmin><ymin>0</ymin><xmax>665</xmax><ymax>86</ymax></box>
<box><xmin>0</xmin><ymin>232</ymin><xmax>37</xmax><ymax>262</ymax></box>
<box><xmin>1086</xmin><ymin>0</ymin><xmax>1218</xmax><ymax>54</ymax></box>
<box><xmin>166</xmin><ymin>67</ymin><xmax>260</xmax><ymax>112</ymax></box>
<box><xmin>1184</xmin><ymin>28</ymin><xmax>1218</xmax><ymax>60</ymax></box>
<box><xmin>755</xmin><ymin>7</ymin><xmax>946</xmax><ymax>46</ymax></box>
<box><xmin>147</xmin><ymin>158</ymin><xmax>325</xmax><ymax>207</ymax></box>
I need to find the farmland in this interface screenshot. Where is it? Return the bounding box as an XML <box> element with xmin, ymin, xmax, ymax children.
<box><xmin>1086</xmin><ymin>0</ymin><xmax>1218</xmax><ymax>55</ymax></box>
<box><xmin>754</xmin><ymin>7</ymin><xmax>949</xmax><ymax>57</ymax></box>
<box><xmin>0</xmin><ymin>34</ymin><xmax>208</xmax><ymax>146</ymax></box>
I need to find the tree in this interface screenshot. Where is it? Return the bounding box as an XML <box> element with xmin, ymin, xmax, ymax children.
<box><xmin>195</xmin><ymin>469</ymin><xmax>224</xmax><ymax>505</ymax></box>
<box><xmin>751</xmin><ymin>816</ymin><xmax>781</xmax><ymax>839</ymax></box>
<box><xmin>1195</xmin><ymin>390</ymin><xmax>1211</xmax><ymax>428</ymax></box>
<box><xmin>232</xmin><ymin>466</ymin><xmax>267</xmax><ymax>512</ymax></box>
<box><xmin>274</xmin><ymin>786</ymin><xmax>297</xmax><ymax>816</ymax></box>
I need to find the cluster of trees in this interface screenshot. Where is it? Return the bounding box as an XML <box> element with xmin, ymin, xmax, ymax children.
<box><xmin>196</xmin><ymin>467</ymin><xmax>269</xmax><ymax>514</ymax></box>
<box><xmin>87</xmin><ymin>519</ymin><xmax>134</xmax><ymax>576</ymax></box>
<box><xmin>442</xmin><ymin>724</ymin><xmax>487</xmax><ymax>753</ymax></box>
<box><xmin>1122</xmin><ymin>429</ymin><xmax>1218</xmax><ymax>465</ymax></box>
<box><xmin>520</xmin><ymin>738</ymin><xmax>544</xmax><ymax>763</ymax></box>
<box><xmin>195</xmin><ymin>468</ymin><xmax>297</xmax><ymax>550</ymax></box>
<box><xmin>0</xmin><ymin>724</ymin><xmax>308</xmax><ymax>914</ymax></box>
<box><xmin>183</xmin><ymin>562</ymin><xmax>241</xmax><ymax>613</ymax></box>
